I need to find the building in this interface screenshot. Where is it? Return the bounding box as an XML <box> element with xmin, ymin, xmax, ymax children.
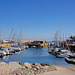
<box><xmin>66</xmin><ymin>36</ymin><xmax>75</xmax><ymax>51</ymax></box>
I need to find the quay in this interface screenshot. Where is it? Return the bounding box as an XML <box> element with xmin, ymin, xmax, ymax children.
<box><xmin>0</xmin><ymin>40</ymin><xmax>50</xmax><ymax>48</ymax></box>
<box><xmin>18</xmin><ymin>40</ymin><xmax>50</xmax><ymax>48</ymax></box>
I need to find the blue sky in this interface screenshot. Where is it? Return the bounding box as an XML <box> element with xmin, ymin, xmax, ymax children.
<box><xmin>0</xmin><ymin>0</ymin><xmax>75</xmax><ymax>40</ymax></box>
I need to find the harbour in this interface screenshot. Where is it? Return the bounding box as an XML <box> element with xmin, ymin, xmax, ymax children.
<box><xmin>0</xmin><ymin>47</ymin><xmax>73</xmax><ymax>65</ymax></box>
<box><xmin>0</xmin><ymin>0</ymin><xmax>75</xmax><ymax>75</ymax></box>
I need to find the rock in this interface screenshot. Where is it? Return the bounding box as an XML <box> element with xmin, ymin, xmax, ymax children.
<box><xmin>9</xmin><ymin>62</ymin><xmax>22</xmax><ymax>68</ymax></box>
<box><xmin>32</xmin><ymin>68</ymin><xmax>37</xmax><ymax>71</ymax></box>
<box><xmin>35</xmin><ymin>66</ymin><xmax>40</xmax><ymax>70</ymax></box>
<box><xmin>34</xmin><ymin>63</ymin><xmax>41</xmax><ymax>67</ymax></box>
<box><xmin>16</xmin><ymin>61</ymin><xmax>21</xmax><ymax>65</ymax></box>
<box><xmin>0</xmin><ymin>62</ymin><xmax>57</xmax><ymax>75</ymax></box>
<box><xmin>33</xmin><ymin>66</ymin><xmax>40</xmax><ymax>70</ymax></box>
<box><xmin>24</xmin><ymin>62</ymin><xmax>32</xmax><ymax>69</ymax></box>
<box><xmin>43</xmin><ymin>66</ymin><xmax>49</xmax><ymax>69</ymax></box>
<box><xmin>32</xmin><ymin>65</ymin><xmax>40</xmax><ymax>70</ymax></box>
<box><xmin>21</xmin><ymin>66</ymin><xmax>27</xmax><ymax>70</ymax></box>
<box><xmin>0</xmin><ymin>62</ymin><xmax>8</xmax><ymax>65</ymax></box>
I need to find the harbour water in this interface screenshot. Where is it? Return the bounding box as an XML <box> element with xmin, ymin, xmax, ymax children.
<box><xmin>0</xmin><ymin>47</ymin><xmax>73</xmax><ymax>65</ymax></box>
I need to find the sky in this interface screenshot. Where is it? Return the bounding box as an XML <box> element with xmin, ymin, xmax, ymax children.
<box><xmin>0</xmin><ymin>0</ymin><xmax>75</xmax><ymax>41</ymax></box>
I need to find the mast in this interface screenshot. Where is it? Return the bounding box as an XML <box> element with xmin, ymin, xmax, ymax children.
<box><xmin>18</xmin><ymin>29</ymin><xmax>23</xmax><ymax>42</ymax></box>
<box><xmin>60</xmin><ymin>24</ymin><xmax>61</xmax><ymax>46</ymax></box>
<box><xmin>56</xmin><ymin>31</ymin><xmax>58</xmax><ymax>46</ymax></box>
<box><xmin>0</xmin><ymin>30</ymin><xmax>1</xmax><ymax>47</ymax></box>
<box><xmin>65</xmin><ymin>33</ymin><xmax>70</xmax><ymax>50</ymax></box>
<box><xmin>12</xmin><ymin>33</ymin><xmax>16</xmax><ymax>41</ymax></box>
<box><xmin>8</xmin><ymin>28</ymin><xmax>13</xmax><ymax>41</ymax></box>
<box><xmin>69</xmin><ymin>33</ymin><xmax>70</xmax><ymax>44</ymax></box>
<box><xmin>54</xmin><ymin>31</ymin><xmax>58</xmax><ymax>46</ymax></box>
<box><xmin>63</xmin><ymin>33</ymin><xmax>64</xmax><ymax>48</ymax></box>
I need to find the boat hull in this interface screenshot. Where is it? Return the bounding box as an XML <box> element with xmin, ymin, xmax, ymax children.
<box><xmin>65</xmin><ymin>57</ymin><xmax>75</xmax><ymax>64</ymax></box>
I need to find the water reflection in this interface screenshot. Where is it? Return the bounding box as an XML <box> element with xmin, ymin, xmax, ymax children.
<box><xmin>0</xmin><ymin>48</ymin><xmax>73</xmax><ymax>65</ymax></box>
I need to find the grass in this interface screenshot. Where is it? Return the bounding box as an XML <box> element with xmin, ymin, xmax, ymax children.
<box><xmin>41</xmin><ymin>63</ymin><xmax>53</xmax><ymax>66</ymax></box>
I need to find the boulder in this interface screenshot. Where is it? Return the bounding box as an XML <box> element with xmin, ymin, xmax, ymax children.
<box><xmin>32</xmin><ymin>68</ymin><xmax>37</xmax><ymax>71</ymax></box>
<box><xmin>9</xmin><ymin>62</ymin><xmax>22</xmax><ymax>68</ymax></box>
<box><xmin>43</xmin><ymin>66</ymin><xmax>49</xmax><ymax>69</ymax></box>
<box><xmin>35</xmin><ymin>66</ymin><xmax>40</xmax><ymax>70</ymax></box>
<box><xmin>0</xmin><ymin>62</ymin><xmax>8</xmax><ymax>65</ymax></box>
<box><xmin>32</xmin><ymin>65</ymin><xmax>40</xmax><ymax>70</ymax></box>
<box><xmin>16</xmin><ymin>61</ymin><xmax>21</xmax><ymax>64</ymax></box>
<box><xmin>34</xmin><ymin>63</ymin><xmax>41</xmax><ymax>67</ymax></box>
<box><xmin>24</xmin><ymin>62</ymin><xmax>32</xmax><ymax>69</ymax></box>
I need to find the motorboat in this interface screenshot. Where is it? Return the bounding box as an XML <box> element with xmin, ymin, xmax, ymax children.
<box><xmin>48</xmin><ymin>46</ymin><xmax>63</xmax><ymax>55</ymax></box>
<box><xmin>1</xmin><ymin>48</ymin><xmax>11</xmax><ymax>55</ymax></box>
<box><xmin>48</xmin><ymin>46</ymin><xmax>54</xmax><ymax>54</ymax></box>
<box><xmin>56</xmin><ymin>50</ymin><xmax>70</xmax><ymax>58</ymax></box>
<box><xmin>0</xmin><ymin>48</ymin><xmax>10</xmax><ymax>58</ymax></box>
<box><xmin>65</xmin><ymin>57</ymin><xmax>75</xmax><ymax>64</ymax></box>
<box><xmin>10</xmin><ymin>47</ymin><xmax>21</xmax><ymax>52</ymax></box>
<box><xmin>31</xmin><ymin>46</ymin><xmax>36</xmax><ymax>48</ymax></box>
<box><xmin>25</xmin><ymin>45</ymin><xmax>29</xmax><ymax>49</ymax></box>
<box><xmin>53</xmin><ymin>47</ymin><xmax>64</xmax><ymax>55</ymax></box>
<box><xmin>0</xmin><ymin>53</ymin><xmax>4</xmax><ymax>58</ymax></box>
<box><xmin>69</xmin><ymin>53</ymin><xmax>75</xmax><ymax>58</ymax></box>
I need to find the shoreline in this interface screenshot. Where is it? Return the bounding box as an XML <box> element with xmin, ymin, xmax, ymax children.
<box><xmin>0</xmin><ymin>62</ymin><xmax>75</xmax><ymax>75</ymax></box>
<box><xmin>0</xmin><ymin>62</ymin><xmax>56</xmax><ymax>75</ymax></box>
<box><xmin>38</xmin><ymin>65</ymin><xmax>75</xmax><ymax>75</ymax></box>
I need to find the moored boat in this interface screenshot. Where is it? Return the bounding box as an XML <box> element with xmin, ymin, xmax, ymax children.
<box><xmin>69</xmin><ymin>53</ymin><xmax>75</xmax><ymax>58</ymax></box>
<box><xmin>0</xmin><ymin>53</ymin><xmax>4</xmax><ymax>58</ymax></box>
<box><xmin>65</xmin><ymin>57</ymin><xmax>75</xmax><ymax>64</ymax></box>
<box><xmin>56</xmin><ymin>50</ymin><xmax>70</xmax><ymax>58</ymax></box>
<box><xmin>1</xmin><ymin>48</ymin><xmax>11</xmax><ymax>55</ymax></box>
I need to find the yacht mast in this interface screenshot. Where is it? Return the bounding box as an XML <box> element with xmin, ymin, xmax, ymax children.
<box><xmin>60</xmin><ymin>24</ymin><xmax>61</xmax><ymax>46</ymax></box>
<box><xmin>63</xmin><ymin>33</ymin><xmax>64</xmax><ymax>48</ymax></box>
<box><xmin>0</xmin><ymin>30</ymin><xmax>1</xmax><ymax>47</ymax></box>
<box><xmin>8</xmin><ymin>28</ymin><xmax>13</xmax><ymax>40</ymax></box>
